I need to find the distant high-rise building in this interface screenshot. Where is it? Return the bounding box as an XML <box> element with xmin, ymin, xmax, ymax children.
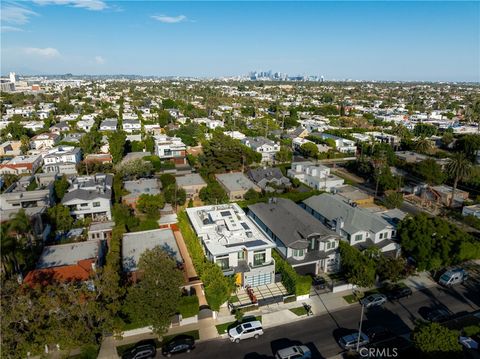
<box><xmin>9</xmin><ymin>72</ymin><xmax>17</xmax><ymax>84</ymax></box>
<box><xmin>321</xmin><ymin>75</ymin><xmax>324</xmax><ymax>83</ymax></box>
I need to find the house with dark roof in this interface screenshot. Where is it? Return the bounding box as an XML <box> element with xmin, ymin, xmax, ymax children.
<box><xmin>247</xmin><ymin>167</ymin><xmax>291</xmax><ymax>192</ymax></box>
<box><xmin>62</xmin><ymin>173</ymin><xmax>113</xmax><ymax>221</ymax></box>
<box><xmin>23</xmin><ymin>240</ymin><xmax>105</xmax><ymax>287</ymax></box>
<box><xmin>248</xmin><ymin>198</ymin><xmax>340</xmax><ymax>275</ymax></box>
<box><xmin>302</xmin><ymin>193</ymin><xmax>400</xmax><ymax>256</ymax></box>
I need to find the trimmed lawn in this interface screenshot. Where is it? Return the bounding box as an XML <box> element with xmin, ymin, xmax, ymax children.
<box><xmin>289</xmin><ymin>306</ymin><xmax>309</xmax><ymax>316</ymax></box>
<box><xmin>215</xmin><ymin>316</ymin><xmax>262</xmax><ymax>335</ymax></box>
<box><xmin>343</xmin><ymin>294</ymin><xmax>358</xmax><ymax>304</ymax></box>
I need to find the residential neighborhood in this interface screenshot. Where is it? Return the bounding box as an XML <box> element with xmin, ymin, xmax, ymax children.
<box><xmin>1</xmin><ymin>1</ymin><xmax>480</xmax><ymax>359</ymax></box>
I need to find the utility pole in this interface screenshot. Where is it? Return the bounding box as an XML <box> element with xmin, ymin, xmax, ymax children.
<box><xmin>356</xmin><ymin>300</ymin><xmax>365</xmax><ymax>352</ymax></box>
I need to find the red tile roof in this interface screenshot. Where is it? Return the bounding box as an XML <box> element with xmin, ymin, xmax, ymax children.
<box><xmin>23</xmin><ymin>259</ymin><xmax>95</xmax><ymax>287</ymax></box>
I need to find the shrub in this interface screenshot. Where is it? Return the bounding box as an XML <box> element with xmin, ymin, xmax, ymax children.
<box><xmin>272</xmin><ymin>251</ymin><xmax>312</xmax><ymax>296</ymax></box>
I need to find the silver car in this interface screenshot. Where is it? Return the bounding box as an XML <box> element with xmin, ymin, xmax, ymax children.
<box><xmin>360</xmin><ymin>294</ymin><xmax>387</xmax><ymax>308</ymax></box>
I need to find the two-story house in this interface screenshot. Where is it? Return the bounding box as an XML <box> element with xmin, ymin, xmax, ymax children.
<box><xmin>77</xmin><ymin>117</ymin><xmax>96</xmax><ymax>132</ymax></box>
<box><xmin>42</xmin><ymin>146</ymin><xmax>82</xmax><ymax>175</ymax></box>
<box><xmin>287</xmin><ymin>161</ymin><xmax>344</xmax><ymax>191</ymax></box>
<box><xmin>242</xmin><ymin>137</ymin><xmax>280</xmax><ymax>164</ymax></box>
<box><xmin>154</xmin><ymin>135</ymin><xmax>187</xmax><ymax>165</ymax></box>
<box><xmin>186</xmin><ymin>203</ymin><xmax>276</xmax><ymax>287</ymax></box>
<box><xmin>30</xmin><ymin>133</ymin><xmax>61</xmax><ymax>150</ymax></box>
<box><xmin>248</xmin><ymin>198</ymin><xmax>341</xmax><ymax>275</ymax></box>
<box><xmin>0</xmin><ymin>154</ymin><xmax>43</xmax><ymax>175</ymax></box>
<box><xmin>62</xmin><ymin>173</ymin><xmax>113</xmax><ymax>221</ymax></box>
<box><xmin>302</xmin><ymin>194</ymin><xmax>400</xmax><ymax>256</ymax></box>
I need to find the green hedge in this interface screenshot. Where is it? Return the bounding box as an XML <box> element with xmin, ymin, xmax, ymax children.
<box><xmin>273</xmin><ymin>251</ymin><xmax>312</xmax><ymax>296</ymax></box>
<box><xmin>177</xmin><ymin>295</ymin><xmax>199</xmax><ymax>318</ymax></box>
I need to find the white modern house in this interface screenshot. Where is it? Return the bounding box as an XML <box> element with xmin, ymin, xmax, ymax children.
<box><xmin>303</xmin><ymin>194</ymin><xmax>400</xmax><ymax>256</ymax></box>
<box><xmin>287</xmin><ymin>161</ymin><xmax>344</xmax><ymax>191</ymax></box>
<box><xmin>77</xmin><ymin>117</ymin><xmax>96</xmax><ymax>132</ymax></box>
<box><xmin>186</xmin><ymin>203</ymin><xmax>276</xmax><ymax>287</ymax></box>
<box><xmin>462</xmin><ymin>204</ymin><xmax>480</xmax><ymax>219</ymax></box>
<box><xmin>154</xmin><ymin>135</ymin><xmax>187</xmax><ymax>165</ymax></box>
<box><xmin>62</xmin><ymin>174</ymin><xmax>113</xmax><ymax>221</ymax></box>
<box><xmin>42</xmin><ymin>146</ymin><xmax>81</xmax><ymax>175</ymax></box>
<box><xmin>192</xmin><ymin>118</ymin><xmax>224</xmax><ymax>130</ymax></box>
<box><xmin>241</xmin><ymin>137</ymin><xmax>280</xmax><ymax>164</ymax></box>
<box><xmin>224</xmin><ymin>131</ymin><xmax>246</xmax><ymax>140</ymax></box>
<box><xmin>316</xmin><ymin>133</ymin><xmax>357</xmax><ymax>153</ymax></box>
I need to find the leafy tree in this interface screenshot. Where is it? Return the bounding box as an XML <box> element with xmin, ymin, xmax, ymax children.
<box><xmin>244</xmin><ymin>188</ymin><xmax>261</xmax><ymax>201</ymax></box>
<box><xmin>300</xmin><ymin>142</ymin><xmax>319</xmax><ymax>158</ymax></box>
<box><xmin>414</xmin><ymin>138</ymin><xmax>433</xmax><ymax>154</ymax></box>
<box><xmin>414</xmin><ymin>123</ymin><xmax>437</xmax><ymax>137</ymax></box>
<box><xmin>144</xmin><ymin>135</ymin><xmax>155</xmax><ymax>153</ymax></box>
<box><xmin>445</xmin><ymin>153</ymin><xmax>472</xmax><ymax>207</ymax></box>
<box><xmin>383</xmin><ymin>191</ymin><xmax>403</xmax><ymax>209</ymax></box>
<box><xmin>1</xmin><ymin>174</ymin><xmax>18</xmax><ymax>189</ymax></box>
<box><xmin>123</xmin><ymin>247</ymin><xmax>183</xmax><ymax>335</ymax></box>
<box><xmin>159</xmin><ymin>173</ymin><xmax>176</xmax><ymax>188</ymax></box>
<box><xmin>201</xmin><ymin>262</ymin><xmax>234</xmax><ymax>311</ymax></box>
<box><xmin>414</xmin><ymin>159</ymin><xmax>445</xmax><ymax>185</ymax></box>
<box><xmin>116</xmin><ymin>159</ymin><xmax>154</xmax><ymax>180</ymax></box>
<box><xmin>108</xmin><ymin>131</ymin><xmax>127</xmax><ymax>164</ymax></box>
<box><xmin>112</xmin><ymin>203</ymin><xmax>139</xmax><ymax>231</ymax></box>
<box><xmin>1</xmin><ymin>120</ymin><xmax>30</xmax><ymax>140</ymax></box>
<box><xmin>48</xmin><ymin>204</ymin><xmax>74</xmax><ymax>232</ymax></box>
<box><xmin>137</xmin><ymin>194</ymin><xmax>165</xmax><ymax>217</ymax></box>
<box><xmin>441</xmin><ymin>132</ymin><xmax>454</xmax><ymax>148</ymax></box>
<box><xmin>412</xmin><ymin>322</ymin><xmax>461</xmax><ymax>358</ymax></box>
<box><xmin>454</xmin><ymin>134</ymin><xmax>480</xmax><ymax>161</ymax></box>
<box><xmin>275</xmin><ymin>146</ymin><xmax>292</xmax><ymax>163</ymax></box>
<box><xmin>199</xmin><ymin>181</ymin><xmax>228</xmax><ymax>204</ymax></box>
<box><xmin>200</xmin><ymin>132</ymin><xmax>261</xmax><ymax>174</ymax></box>
<box><xmin>79</xmin><ymin>130</ymin><xmax>101</xmax><ymax>155</ymax></box>
<box><xmin>338</xmin><ymin>241</ymin><xmax>376</xmax><ymax>287</ymax></box>
<box><xmin>164</xmin><ymin>185</ymin><xmax>187</xmax><ymax>206</ymax></box>
<box><xmin>397</xmin><ymin>214</ymin><xmax>480</xmax><ymax>270</ymax></box>
<box><xmin>377</xmin><ymin>256</ymin><xmax>405</xmax><ymax>282</ymax></box>
<box><xmin>54</xmin><ymin>175</ymin><xmax>70</xmax><ymax>201</ymax></box>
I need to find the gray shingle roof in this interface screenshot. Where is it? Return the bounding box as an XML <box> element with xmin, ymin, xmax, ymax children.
<box><xmin>248</xmin><ymin>198</ymin><xmax>339</xmax><ymax>250</ymax></box>
<box><xmin>303</xmin><ymin>194</ymin><xmax>392</xmax><ymax>234</ymax></box>
<box><xmin>247</xmin><ymin>167</ymin><xmax>285</xmax><ymax>183</ymax></box>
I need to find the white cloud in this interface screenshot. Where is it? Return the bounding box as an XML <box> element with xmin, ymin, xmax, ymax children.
<box><xmin>1</xmin><ymin>5</ymin><xmax>38</xmax><ymax>25</ymax></box>
<box><xmin>151</xmin><ymin>15</ymin><xmax>187</xmax><ymax>24</ymax></box>
<box><xmin>23</xmin><ymin>47</ymin><xmax>60</xmax><ymax>58</ymax></box>
<box><xmin>94</xmin><ymin>55</ymin><xmax>105</xmax><ymax>64</ymax></box>
<box><xmin>1</xmin><ymin>26</ymin><xmax>24</xmax><ymax>32</ymax></box>
<box><xmin>33</xmin><ymin>0</ymin><xmax>108</xmax><ymax>11</ymax></box>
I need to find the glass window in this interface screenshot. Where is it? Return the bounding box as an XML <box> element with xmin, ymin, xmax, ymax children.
<box><xmin>216</xmin><ymin>255</ymin><xmax>229</xmax><ymax>270</ymax></box>
<box><xmin>93</xmin><ymin>202</ymin><xmax>101</xmax><ymax>207</ymax></box>
<box><xmin>355</xmin><ymin>234</ymin><xmax>362</xmax><ymax>242</ymax></box>
<box><xmin>293</xmin><ymin>249</ymin><xmax>304</xmax><ymax>257</ymax></box>
<box><xmin>81</xmin><ymin>203</ymin><xmax>88</xmax><ymax>207</ymax></box>
<box><xmin>379</xmin><ymin>233</ymin><xmax>383</xmax><ymax>239</ymax></box>
<box><xmin>253</xmin><ymin>250</ymin><xmax>266</xmax><ymax>266</ymax></box>
<box><xmin>238</xmin><ymin>251</ymin><xmax>245</xmax><ymax>260</ymax></box>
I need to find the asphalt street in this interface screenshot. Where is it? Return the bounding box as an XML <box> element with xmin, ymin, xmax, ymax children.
<box><xmin>157</xmin><ymin>281</ymin><xmax>480</xmax><ymax>359</ymax></box>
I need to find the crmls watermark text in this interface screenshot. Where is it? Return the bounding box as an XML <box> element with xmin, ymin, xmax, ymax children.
<box><xmin>359</xmin><ymin>347</ymin><xmax>399</xmax><ymax>358</ymax></box>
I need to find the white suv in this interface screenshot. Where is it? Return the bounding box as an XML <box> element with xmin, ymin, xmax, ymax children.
<box><xmin>228</xmin><ymin>321</ymin><xmax>263</xmax><ymax>343</ymax></box>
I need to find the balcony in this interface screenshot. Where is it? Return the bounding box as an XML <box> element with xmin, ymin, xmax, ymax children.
<box><xmin>249</xmin><ymin>259</ymin><xmax>275</xmax><ymax>270</ymax></box>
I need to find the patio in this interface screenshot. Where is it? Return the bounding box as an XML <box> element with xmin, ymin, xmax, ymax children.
<box><xmin>232</xmin><ymin>282</ymin><xmax>289</xmax><ymax>307</ymax></box>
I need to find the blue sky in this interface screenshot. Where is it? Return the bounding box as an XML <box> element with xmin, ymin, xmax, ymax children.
<box><xmin>1</xmin><ymin>1</ymin><xmax>479</xmax><ymax>81</ymax></box>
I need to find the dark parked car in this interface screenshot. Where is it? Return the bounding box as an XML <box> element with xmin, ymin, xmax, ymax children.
<box><xmin>122</xmin><ymin>340</ymin><xmax>156</xmax><ymax>359</ymax></box>
<box><xmin>162</xmin><ymin>335</ymin><xmax>195</xmax><ymax>357</ymax></box>
<box><xmin>386</xmin><ymin>285</ymin><xmax>412</xmax><ymax>301</ymax></box>
<box><xmin>364</xmin><ymin>326</ymin><xmax>394</xmax><ymax>343</ymax></box>
<box><xmin>420</xmin><ymin>307</ymin><xmax>450</xmax><ymax>322</ymax></box>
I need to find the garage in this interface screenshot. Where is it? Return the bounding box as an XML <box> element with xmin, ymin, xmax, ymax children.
<box><xmin>292</xmin><ymin>262</ymin><xmax>317</xmax><ymax>276</ymax></box>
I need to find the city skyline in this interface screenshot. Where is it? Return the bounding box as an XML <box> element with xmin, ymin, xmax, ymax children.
<box><xmin>1</xmin><ymin>1</ymin><xmax>479</xmax><ymax>82</ymax></box>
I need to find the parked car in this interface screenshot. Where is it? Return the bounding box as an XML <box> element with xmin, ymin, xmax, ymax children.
<box><xmin>439</xmin><ymin>268</ymin><xmax>468</xmax><ymax>287</ymax></box>
<box><xmin>162</xmin><ymin>335</ymin><xmax>195</xmax><ymax>357</ymax></box>
<box><xmin>122</xmin><ymin>340</ymin><xmax>156</xmax><ymax>359</ymax></box>
<box><xmin>275</xmin><ymin>345</ymin><xmax>312</xmax><ymax>359</ymax></box>
<box><xmin>420</xmin><ymin>307</ymin><xmax>450</xmax><ymax>322</ymax></box>
<box><xmin>312</xmin><ymin>276</ymin><xmax>326</xmax><ymax>290</ymax></box>
<box><xmin>364</xmin><ymin>326</ymin><xmax>394</xmax><ymax>343</ymax></box>
<box><xmin>228</xmin><ymin>320</ymin><xmax>263</xmax><ymax>343</ymax></box>
<box><xmin>386</xmin><ymin>285</ymin><xmax>412</xmax><ymax>301</ymax></box>
<box><xmin>360</xmin><ymin>294</ymin><xmax>387</xmax><ymax>308</ymax></box>
<box><xmin>338</xmin><ymin>332</ymin><xmax>370</xmax><ymax>350</ymax></box>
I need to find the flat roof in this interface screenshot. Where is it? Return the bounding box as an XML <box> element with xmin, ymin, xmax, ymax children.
<box><xmin>122</xmin><ymin>228</ymin><xmax>181</xmax><ymax>272</ymax></box>
<box><xmin>37</xmin><ymin>241</ymin><xmax>100</xmax><ymax>269</ymax></box>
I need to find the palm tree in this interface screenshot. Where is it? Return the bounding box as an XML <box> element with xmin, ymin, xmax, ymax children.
<box><xmin>414</xmin><ymin>138</ymin><xmax>433</xmax><ymax>154</ymax></box>
<box><xmin>0</xmin><ymin>226</ymin><xmax>26</xmax><ymax>277</ymax></box>
<box><xmin>445</xmin><ymin>153</ymin><xmax>472</xmax><ymax>207</ymax></box>
<box><xmin>8</xmin><ymin>209</ymin><xmax>32</xmax><ymax>243</ymax></box>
